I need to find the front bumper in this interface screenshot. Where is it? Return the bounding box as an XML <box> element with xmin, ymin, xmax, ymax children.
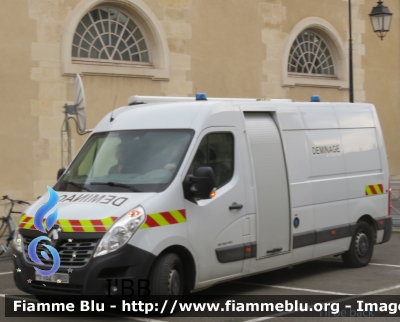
<box><xmin>12</xmin><ymin>233</ymin><xmax>156</xmax><ymax>296</ymax></box>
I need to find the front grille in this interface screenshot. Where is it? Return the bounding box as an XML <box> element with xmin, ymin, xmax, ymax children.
<box><xmin>22</xmin><ymin>236</ymin><xmax>100</xmax><ymax>268</ymax></box>
<box><xmin>30</xmin><ymin>281</ymin><xmax>82</xmax><ymax>294</ymax></box>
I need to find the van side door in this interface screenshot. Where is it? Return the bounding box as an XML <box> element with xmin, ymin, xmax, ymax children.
<box><xmin>244</xmin><ymin>112</ymin><xmax>291</xmax><ymax>259</ymax></box>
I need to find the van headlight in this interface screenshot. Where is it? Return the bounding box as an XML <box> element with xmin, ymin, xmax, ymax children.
<box><xmin>93</xmin><ymin>206</ymin><xmax>146</xmax><ymax>257</ymax></box>
<box><xmin>13</xmin><ymin>228</ymin><xmax>23</xmax><ymax>253</ymax></box>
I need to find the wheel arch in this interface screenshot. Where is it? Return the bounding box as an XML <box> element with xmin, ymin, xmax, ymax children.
<box><xmin>357</xmin><ymin>214</ymin><xmax>377</xmax><ymax>242</ymax></box>
<box><xmin>151</xmin><ymin>245</ymin><xmax>196</xmax><ymax>292</ymax></box>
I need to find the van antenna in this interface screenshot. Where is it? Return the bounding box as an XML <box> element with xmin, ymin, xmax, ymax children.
<box><xmin>110</xmin><ymin>95</ymin><xmax>117</xmax><ymax>122</ymax></box>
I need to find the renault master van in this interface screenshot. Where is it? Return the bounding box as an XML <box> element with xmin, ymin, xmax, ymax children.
<box><xmin>12</xmin><ymin>95</ymin><xmax>392</xmax><ymax>296</ymax></box>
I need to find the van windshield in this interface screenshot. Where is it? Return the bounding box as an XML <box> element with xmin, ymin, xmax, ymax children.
<box><xmin>54</xmin><ymin>130</ymin><xmax>194</xmax><ymax>193</ymax></box>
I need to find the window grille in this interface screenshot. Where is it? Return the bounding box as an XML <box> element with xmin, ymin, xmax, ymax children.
<box><xmin>72</xmin><ymin>7</ymin><xmax>150</xmax><ymax>63</ymax></box>
<box><xmin>288</xmin><ymin>31</ymin><xmax>335</xmax><ymax>76</ymax></box>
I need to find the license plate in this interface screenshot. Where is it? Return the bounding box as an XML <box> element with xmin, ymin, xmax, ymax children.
<box><xmin>35</xmin><ymin>272</ymin><xmax>70</xmax><ymax>284</ymax></box>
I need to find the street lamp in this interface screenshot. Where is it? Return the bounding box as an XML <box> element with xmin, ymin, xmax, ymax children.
<box><xmin>348</xmin><ymin>0</ymin><xmax>354</xmax><ymax>103</ymax></box>
<box><xmin>369</xmin><ymin>1</ymin><xmax>393</xmax><ymax>40</ymax></box>
<box><xmin>348</xmin><ymin>1</ymin><xmax>392</xmax><ymax>103</ymax></box>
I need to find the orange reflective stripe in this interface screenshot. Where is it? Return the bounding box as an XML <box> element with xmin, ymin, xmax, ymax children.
<box><xmin>141</xmin><ymin>209</ymin><xmax>187</xmax><ymax>229</ymax></box>
<box><xmin>149</xmin><ymin>213</ymin><xmax>170</xmax><ymax>226</ymax></box>
<box><xmin>374</xmin><ymin>184</ymin><xmax>382</xmax><ymax>194</ymax></box>
<box><xmin>19</xmin><ymin>213</ymin><xmax>27</xmax><ymax>224</ymax></box>
<box><xmin>59</xmin><ymin>219</ymin><xmax>73</xmax><ymax>232</ymax></box>
<box><xmin>365</xmin><ymin>184</ymin><xmax>384</xmax><ymax>196</ymax></box>
<box><xmin>18</xmin><ymin>216</ymin><xmax>118</xmax><ymax>232</ymax></box>
<box><xmin>18</xmin><ymin>210</ymin><xmax>187</xmax><ymax>231</ymax></box>
<box><xmin>80</xmin><ymin>220</ymin><xmax>96</xmax><ymax>232</ymax></box>
<box><xmin>171</xmin><ymin>210</ymin><xmax>186</xmax><ymax>223</ymax></box>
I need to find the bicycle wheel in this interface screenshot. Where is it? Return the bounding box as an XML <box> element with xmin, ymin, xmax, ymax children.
<box><xmin>0</xmin><ymin>220</ymin><xmax>10</xmax><ymax>256</ymax></box>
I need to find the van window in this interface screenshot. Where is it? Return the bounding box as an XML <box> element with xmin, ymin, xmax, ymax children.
<box><xmin>77</xmin><ymin>142</ymin><xmax>97</xmax><ymax>176</ymax></box>
<box><xmin>54</xmin><ymin>130</ymin><xmax>193</xmax><ymax>193</ymax></box>
<box><xmin>188</xmin><ymin>133</ymin><xmax>234</xmax><ymax>189</ymax></box>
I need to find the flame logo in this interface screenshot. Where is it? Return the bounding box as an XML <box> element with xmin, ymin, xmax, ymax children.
<box><xmin>27</xmin><ymin>186</ymin><xmax>60</xmax><ymax>276</ymax></box>
<box><xmin>34</xmin><ymin>186</ymin><xmax>59</xmax><ymax>233</ymax></box>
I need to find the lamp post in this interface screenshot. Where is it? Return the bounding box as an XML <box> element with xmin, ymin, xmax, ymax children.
<box><xmin>369</xmin><ymin>1</ymin><xmax>393</xmax><ymax>40</ymax></box>
<box><xmin>349</xmin><ymin>1</ymin><xmax>392</xmax><ymax>103</ymax></box>
<box><xmin>348</xmin><ymin>0</ymin><xmax>354</xmax><ymax>103</ymax></box>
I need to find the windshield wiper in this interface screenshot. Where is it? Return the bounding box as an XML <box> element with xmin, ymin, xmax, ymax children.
<box><xmin>90</xmin><ymin>181</ymin><xmax>142</xmax><ymax>192</ymax></box>
<box><xmin>64</xmin><ymin>181</ymin><xmax>92</xmax><ymax>192</ymax></box>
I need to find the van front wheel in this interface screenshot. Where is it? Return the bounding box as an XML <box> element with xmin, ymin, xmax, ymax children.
<box><xmin>149</xmin><ymin>253</ymin><xmax>184</xmax><ymax>296</ymax></box>
<box><xmin>342</xmin><ymin>221</ymin><xmax>374</xmax><ymax>268</ymax></box>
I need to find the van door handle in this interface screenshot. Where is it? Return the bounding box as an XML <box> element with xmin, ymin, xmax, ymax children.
<box><xmin>267</xmin><ymin>248</ymin><xmax>282</xmax><ymax>254</ymax></box>
<box><xmin>229</xmin><ymin>203</ymin><xmax>243</xmax><ymax>210</ymax></box>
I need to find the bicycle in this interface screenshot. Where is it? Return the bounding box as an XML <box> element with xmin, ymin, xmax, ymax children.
<box><xmin>0</xmin><ymin>195</ymin><xmax>30</xmax><ymax>257</ymax></box>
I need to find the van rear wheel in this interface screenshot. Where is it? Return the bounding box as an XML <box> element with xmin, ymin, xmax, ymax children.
<box><xmin>149</xmin><ymin>253</ymin><xmax>184</xmax><ymax>296</ymax></box>
<box><xmin>342</xmin><ymin>221</ymin><xmax>374</xmax><ymax>268</ymax></box>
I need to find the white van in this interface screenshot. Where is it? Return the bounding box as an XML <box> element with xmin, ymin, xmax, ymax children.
<box><xmin>13</xmin><ymin>95</ymin><xmax>392</xmax><ymax>296</ymax></box>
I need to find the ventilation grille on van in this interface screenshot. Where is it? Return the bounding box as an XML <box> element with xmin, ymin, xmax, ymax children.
<box><xmin>22</xmin><ymin>236</ymin><xmax>99</xmax><ymax>268</ymax></box>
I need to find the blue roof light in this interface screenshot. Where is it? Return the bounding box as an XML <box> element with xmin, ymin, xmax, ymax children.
<box><xmin>310</xmin><ymin>95</ymin><xmax>321</xmax><ymax>102</ymax></box>
<box><xmin>196</xmin><ymin>93</ymin><xmax>207</xmax><ymax>101</ymax></box>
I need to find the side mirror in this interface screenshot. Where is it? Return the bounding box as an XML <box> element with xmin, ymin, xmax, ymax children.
<box><xmin>57</xmin><ymin>168</ymin><xmax>66</xmax><ymax>180</ymax></box>
<box><xmin>183</xmin><ymin>167</ymin><xmax>216</xmax><ymax>203</ymax></box>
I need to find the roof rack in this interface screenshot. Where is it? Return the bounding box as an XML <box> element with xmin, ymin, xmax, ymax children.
<box><xmin>127</xmin><ymin>95</ymin><xmax>292</xmax><ymax>105</ymax></box>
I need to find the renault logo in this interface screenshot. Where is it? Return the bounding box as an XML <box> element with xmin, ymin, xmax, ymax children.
<box><xmin>47</xmin><ymin>226</ymin><xmax>59</xmax><ymax>247</ymax></box>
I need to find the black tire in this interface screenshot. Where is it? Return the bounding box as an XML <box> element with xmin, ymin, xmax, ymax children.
<box><xmin>149</xmin><ymin>253</ymin><xmax>184</xmax><ymax>296</ymax></box>
<box><xmin>342</xmin><ymin>221</ymin><xmax>374</xmax><ymax>268</ymax></box>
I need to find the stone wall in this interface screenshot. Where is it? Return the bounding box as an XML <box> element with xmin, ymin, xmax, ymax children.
<box><xmin>159</xmin><ymin>0</ymin><xmax>193</xmax><ymax>96</ymax></box>
<box><xmin>29</xmin><ymin>0</ymin><xmax>74</xmax><ymax>198</ymax></box>
<box><xmin>0</xmin><ymin>0</ymin><xmax>399</xmax><ymax>201</ymax></box>
<box><xmin>260</xmin><ymin>0</ymin><xmax>287</xmax><ymax>99</ymax></box>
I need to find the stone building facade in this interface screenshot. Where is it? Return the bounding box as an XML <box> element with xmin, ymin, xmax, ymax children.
<box><xmin>0</xmin><ymin>0</ymin><xmax>399</xmax><ymax>200</ymax></box>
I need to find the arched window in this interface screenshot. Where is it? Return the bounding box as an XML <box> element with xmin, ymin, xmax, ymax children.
<box><xmin>62</xmin><ymin>0</ymin><xmax>169</xmax><ymax>79</ymax></box>
<box><xmin>288</xmin><ymin>31</ymin><xmax>335</xmax><ymax>76</ymax></box>
<box><xmin>72</xmin><ymin>7</ymin><xmax>150</xmax><ymax>64</ymax></box>
<box><xmin>282</xmin><ymin>18</ymin><xmax>348</xmax><ymax>89</ymax></box>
